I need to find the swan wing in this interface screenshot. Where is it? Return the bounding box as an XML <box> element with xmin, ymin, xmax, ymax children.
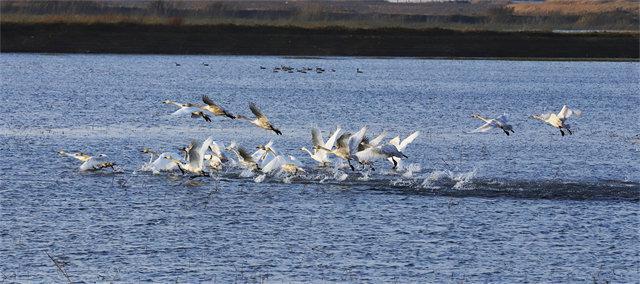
<box><xmin>558</xmin><ymin>105</ymin><xmax>582</xmax><ymax>119</ymax></box>
<box><xmin>237</xmin><ymin>147</ymin><xmax>255</xmax><ymax>164</ymax></box>
<box><xmin>355</xmin><ymin>147</ymin><xmax>384</xmax><ymax>163</ymax></box>
<box><xmin>471</xmin><ymin>122</ymin><xmax>495</xmax><ymax>133</ymax></box>
<box><xmin>369</xmin><ymin>130</ymin><xmax>387</xmax><ymax>147</ymax></box>
<box><xmin>262</xmin><ymin>155</ymin><xmax>286</xmax><ymax>173</ymax></box>
<box><xmin>187</xmin><ymin>140</ymin><xmax>202</xmax><ymax>170</ymax></box>
<box><xmin>311</xmin><ymin>127</ymin><xmax>324</xmax><ymax>147</ymax></box>
<box><xmin>324</xmin><ymin>126</ymin><xmax>342</xmax><ymax>149</ymax></box>
<box><xmin>202</xmin><ymin>95</ymin><xmax>226</xmax><ymax>114</ymax></box>
<box><xmin>547</xmin><ymin>113</ymin><xmax>562</xmax><ymax>127</ymax></box>
<box><xmin>336</xmin><ymin>133</ymin><xmax>351</xmax><ymax>149</ymax></box>
<box><xmin>172</xmin><ymin>107</ymin><xmax>200</xmax><ymax>116</ymax></box>
<box><xmin>557</xmin><ymin>105</ymin><xmax>571</xmax><ymax>119</ymax></box>
<box><xmin>496</xmin><ymin>114</ymin><xmax>509</xmax><ymax>124</ymax></box>
<box><xmin>348</xmin><ymin>126</ymin><xmax>368</xmax><ymax>154</ymax></box>
<box><xmin>537</xmin><ymin>112</ymin><xmax>553</xmax><ymax>121</ymax></box>
<box><xmin>380</xmin><ymin>144</ymin><xmax>405</xmax><ymax>159</ymax></box>
<box><xmin>265</xmin><ymin>140</ymin><xmax>275</xmax><ymax>151</ymax></box>
<box><xmin>251</xmin><ymin>148</ymin><xmax>265</xmax><ymax>161</ymax></box>
<box><xmin>199</xmin><ymin>137</ymin><xmax>213</xmax><ymax>159</ymax></box>
<box><xmin>389</xmin><ymin>136</ymin><xmax>401</xmax><ymax>148</ymax></box>
<box><xmin>79</xmin><ymin>157</ymin><xmax>99</xmax><ymax>171</ymax></box>
<box><xmin>79</xmin><ymin>155</ymin><xmax>111</xmax><ymax>171</ymax></box>
<box><xmin>399</xmin><ymin>131</ymin><xmax>420</xmax><ymax>150</ymax></box>
<box><xmin>249</xmin><ymin>102</ymin><xmax>267</xmax><ymax>119</ymax></box>
<box><xmin>209</xmin><ymin>141</ymin><xmax>223</xmax><ymax>156</ymax></box>
<box><xmin>152</xmin><ymin>153</ymin><xmax>180</xmax><ymax>171</ymax></box>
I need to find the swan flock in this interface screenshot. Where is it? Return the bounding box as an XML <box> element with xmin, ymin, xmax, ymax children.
<box><xmin>59</xmin><ymin>98</ymin><xmax>581</xmax><ymax>179</ymax></box>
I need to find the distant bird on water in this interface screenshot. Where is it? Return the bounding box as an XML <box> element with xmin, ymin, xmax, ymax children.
<box><xmin>357</xmin><ymin>68</ymin><xmax>363</xmax><ymax>73</ymax></box>
<box><xmin>175</xmin><ymin>62</ymin><xmax>181</xmax><ymax>66</ymax></box>
<box><xmin>531</xmin><ymin>105</ymin><xmax>581</xmax><ymax>136</ymax></box>
<box><xmin>202</xmin><ymin>62</ymin><xmax>209</xmax><ymax>66</ymax></box>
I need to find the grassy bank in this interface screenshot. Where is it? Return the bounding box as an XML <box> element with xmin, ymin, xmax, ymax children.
<box><xmin>2</xmin><ymin>0</ymin><xmax>638</xmax><ymax>31</ymax></box>
<box><xmin>1</xmin><ymin>23</ymin><xmax>638</xmax><ymax>59</ymax></box>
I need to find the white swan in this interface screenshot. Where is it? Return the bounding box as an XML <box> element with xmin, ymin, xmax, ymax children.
<box><xmin>531</xmin><ymin>105</ymin><xmax>582</xmax><ymax>136</ymax></box>
<box><xmin>162</xmin><ymin>100</ymin><xmax>202</xmax><ymax>116</ymax></box>
<box><xmin>320</xmin><ymin>126</ymin><xmax>368</xmax><ymax>171</ymax></box>
<box><xmin>236</xmin><ymin>103</ymin><xmax>283</xmax><ymax>135</ymax></box>
<box><xmin>300</xmin><ymin>126</ymin><xmax>341</xmax><ymax>167</ymax></box>
<box><xmin>59</xmin><ymin>150</ymin><xmax>115</xmax><ymax>171</ymax></box>
<box><xmin>165</xmin><ymin>137</ymin><xmax>213</xmax><ymax>176</ymax></box>
<box><xmin>228</xmin><ymin>145</ymin><xmax>261</xmax><ymax>172</ymax></box>
<box><xmin>388</xmin><ymin>131</ymin><xmax>420</xmax><ymax>169</ymax></box>
<box><xmin>470</xmin><ymin>114</ymin><xmax>514</xmax><ymax>136</ymax></box>
<box><xmin>355</xmin><ymin>144</ymin><xmax>408</xmax><ymax>170</ymax></box>
<box><xmin>261</xmin><ymin>155</ymin><xmax>306</xmax><ymax>175</ymax></box>
<box><xmin>59</xmin><ymin>150</ymin><xmax>91</xmax><ymax>162</ymax></box>
<box><xmin>252</xmin><ymin>140</ymin><xmax>278</xmax><ymax>164</ymax></box>
<box><xmin>204</xmin><ymin>141</ymin><xmax>228</xmax><ymax>171</ymax></box>
<box><xmin>358</xmin><ymin>130</ymin><xmax>387</xmax><ymax>152</ymax></box>
<box><xmin>202</xmin><ymin>95</ymin><xmax>236</xmax><ymax>119</ymax></box>
<box><xmin>143</xmin><ymin>151</ymin><xmax>181</xmax><ymax>174</ymax></box>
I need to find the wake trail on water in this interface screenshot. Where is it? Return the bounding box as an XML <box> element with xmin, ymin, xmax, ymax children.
<box><xmin>135</xmin><ymin>161</ymin><xmax>640</xmax><ymax>201</ymax></box>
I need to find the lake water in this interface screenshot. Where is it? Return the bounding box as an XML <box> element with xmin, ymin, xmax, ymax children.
<box><xmin>0</xmin><ymin>54</ymin><xmax>638</xmax><ymax>282</ymax></box>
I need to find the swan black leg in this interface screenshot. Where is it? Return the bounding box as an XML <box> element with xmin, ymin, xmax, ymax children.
<box><xmin>560</xmin><ymin>129</ymin><xmax>565</xmax><ymax>136</ymax></box>
<box><xmin>348</xmin><ymin>160</ymin><xmax>355</xmax><ymax>171</ymax></box>
<box><xmin>567</xmin><ymin>128</ymin><xmax>573</xmax><ymax>135</ymax></box>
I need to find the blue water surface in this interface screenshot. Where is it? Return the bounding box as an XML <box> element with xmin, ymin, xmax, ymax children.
<box><xmin>0</xmin><ymin>54</ymin><xmax>638</xmax><ymax>282</ymax></box>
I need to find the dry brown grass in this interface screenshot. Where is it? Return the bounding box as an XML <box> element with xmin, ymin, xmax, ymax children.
<box><xmin>1</xmin><ymin>0</ymin><xmax>637</xmax><ymax>31</ymax></box>
<box><xmin>509</xmin><ymin>0</ymin><xmax>639</xmax><ymax>15</ymax></box>
<box><xmin>0</xmin><ymin>14</ymin><xmax>168</xmax><ymax>25</ymax></box>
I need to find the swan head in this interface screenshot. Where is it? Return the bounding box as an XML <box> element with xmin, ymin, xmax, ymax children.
<box><xmin>161</xmin><ymin>100</ymin><xmax>172</xmax><ymax>104</ymax></box>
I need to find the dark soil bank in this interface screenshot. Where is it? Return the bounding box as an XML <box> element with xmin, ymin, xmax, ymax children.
<box><xmin>1</xmin><ymin>23</ymin><xmax>638</xmax><ymax>59</ymax></box>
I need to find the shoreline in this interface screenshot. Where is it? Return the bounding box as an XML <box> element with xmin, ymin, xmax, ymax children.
<box><xmin>3</xmin><ymin>52</ymin><xmax>637</xmax><ymax>63</ymax></box>
<box><xmin>1</xmin><ymin>23</ymin><xmax>638</xmax><ymax>60</ymax></box>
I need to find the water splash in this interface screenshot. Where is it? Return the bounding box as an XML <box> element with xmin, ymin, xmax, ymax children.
<box><xmin>239</xmin><ymin>169</ymin><xmax>255</xmax><ymax>178</ymax></box>
<box><xmin>253</xmin><ymin>174</ymin><xmax>266</xmax><ymax>183</ymax></box>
